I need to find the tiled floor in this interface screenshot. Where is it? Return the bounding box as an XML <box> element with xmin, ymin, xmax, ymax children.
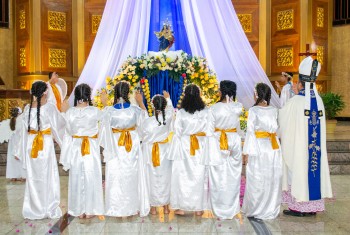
<box><xmin>0</xmin><ymin>176</ymin><xmax>350</xmax><ymax>235</ymax></box>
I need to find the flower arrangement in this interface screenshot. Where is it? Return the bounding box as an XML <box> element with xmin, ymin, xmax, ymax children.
<box><xmin>240</xmin><ymin>108</ymin><xmax>249</xmax><ymax>132</ymax></box>
<box><xmin>94</xmin><ymin>51</ymin><xmax>219</xmax><ymax>113</ymax></box>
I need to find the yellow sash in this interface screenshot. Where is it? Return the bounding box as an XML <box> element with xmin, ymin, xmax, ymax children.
<box><xmin>152</xmin><ymin>132</ymin><xmax>173</xmax><ymax>167</ymax></box>
<box><xmin>255</xmin><ymin>131</ymin><xmax>279</xmax><ymax>150</ymax></box>
<box><xmin>190</xmin><ymin>132</ymin><xmax>206</xmax><ymax>156</ymax></box>
<box><xmin>29</xmin><ymin>129</ymin><xmax>52</xmax><ymax>158</ymax></box>
<box><xmin>215</xmin><ymin>128</ymin><xmax>237</xmax><ymax>150</ymax></box>
<box><xmin>72</xmin><ymin>134</ymin><xmax>98</xmax><ymax>156</ymax></box>
<box><xmin>112</xmin><ymin>127</ymin><xmax>136</xmax><ymax>152</ymax></box>
<box><xmin>50</xmin><ymin>84</ymin><xmax>62</xmax><ymax>111</ymax></box>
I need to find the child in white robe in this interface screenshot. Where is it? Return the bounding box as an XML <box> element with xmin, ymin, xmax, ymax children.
<box><xmin>139</xmin><ymin>91</ymin><xmax>174</xmax><ymax>215</ymax></box>
<box><xmin>242</xmin><ymin>83</ymin><xmax>282</xmax><ymax>220</ymax></box>
<box><xmin>99</xmin><ymin>81</ymin><xmax>150</xmax><ymax>217</ymax></box>
<box><xmin>19</xmin><ymin>81</ymin><xmax>65</xmax><ymax>220</ymax></box>
<box><xmin>209</xmin><ymin>80</ymin><xmax>243</xmax><ymax>220</ymax></box>
<box><xmin>169</xmin><ymin>84</ymin><xmax>221</xmax><ymax>216</ymax></box>
<box><xmin>275</xmin><ymin>72</ymin><xmax>295</xmax><ymax>107</ymax></box>
<box><xmin>60</xmin><ymin>84</ymin><xmax>104</xmax><ymax>219</ymax></box>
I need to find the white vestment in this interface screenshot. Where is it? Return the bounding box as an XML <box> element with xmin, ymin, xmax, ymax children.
<box><xmin>279</xmin><ymin>95</ymin><xmax>333</xmax><ymax>202</ymax></box>
<box><xmin>99</xmin><ymin>104</ymin><xmax>150</xmax><ymax>217</ymax></box>
<box><xmin>169</xmin><ymin>108</ymin><xmax>221</xmax><ymax>211</ymax></box>
<box><xmin>19</xmin><ymin>103</ymin><xmax>65</xmax><ymax>219</ymax></box>
<box><xmin>280</xmin><ymin>83</ymin><xmax>294</xmax><ymax>107</ymax></box>
<box><xmin>242</xmin><ymin>106</ymin><xmax>282</xmax><ymax>220</ymax></box>
<box><xmin>6</xmin><ymin>115</ymin><xmax>26</xmax><ymax>179</ymax></box>
<box><xmin>60</xmin><ymin>106</ymin><xmax>104</xmax><ymax>216</ymax></box>
<box><xmin>47</xmin><ymin>78</ymin><xmax>67</xmax><ymax>110</ymax></box>
<box><xmin>139</xmin><ymin>98</ymin><xmax>174</xmax><ymax>207</ymax></box>
<box><xmin>209</xmin><ymin>102</ymin><xmax>243</xmax><ymax>219</ymax></box>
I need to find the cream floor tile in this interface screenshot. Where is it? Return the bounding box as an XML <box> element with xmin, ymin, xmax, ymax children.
<box><xmin>140</xmin><ymin>222</ymin><xmax>179</xmax><ymax>233</ymax></box>
<box><xmin>101</xmin><ymin>222</ymin><xmax>141</xmax><ymax>233</ymax></box>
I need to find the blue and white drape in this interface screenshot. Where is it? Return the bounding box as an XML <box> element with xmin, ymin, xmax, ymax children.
<box><xmin>71</xmin><ymin>0</ymin><xmax>280</xmax><ymax>108</ymax></box>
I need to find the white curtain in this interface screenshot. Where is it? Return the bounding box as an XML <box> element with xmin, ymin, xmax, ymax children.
<box><xmin>180</xmin><ymin>0</ymin><xmax>280</xmax><ymax>108</ymax></box>
<box><xmin>69</xmin><ymin>0</ymin><xmax>151</xmax><ymax>104</ymax></box>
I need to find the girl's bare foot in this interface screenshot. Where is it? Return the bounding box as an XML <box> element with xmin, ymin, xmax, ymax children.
<box><xmin>78</xmin><ymin>214</ymin><xmax>85</xmax><ymax>219</ymax></box>
<box><xmin>195</xmin><ymin>211</ymin><xmax>203</xmax><ymax>216</ymax></box>
<box><xmin>150</xmin><ymin>207</ymin><xmax>157</xmax><ymax>215</ymax></box>
<box><xmin>163</xmin><ymin>205</ymin><xmax>170</xmax><ymax>214</ymax></box>
<box><xmin>174</xmin><ymin>209</ymin><xmax>185</xmax><ymax>215</ymax></box>
<box><xmin>10</xmin><ymin>179</ymin><xmax>16</xmax><ymax>182</ymax></box>
<box><xmin>86</xmin><ymin>215</ymin><xmax>95</xmax><ymax>219</ymax></box>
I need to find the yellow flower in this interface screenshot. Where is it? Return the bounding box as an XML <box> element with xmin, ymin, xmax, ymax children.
<box><xmin>200</xmin><ymin>75</ymin><xmax>204</xmax><ymax>79</ymax></box>
<box><xmin>134</xmin><ymin>75</ymin><xmax>139</xmax><ymax>79</ymax></box>
<box><xmin>106</xmin><ymin>84</ymin><xmax>111</xmax><ymax>90</ymax></box>
<box><xmin>132</xmin><ymin>78</ymin><xmax>136</xmax><ymax>83</ymax></box>
<box><xmin>166</xmin><ymin>57</ymin><xmax>172</xmax><ymax>63</ymax></box>
<box><xmin>128</xmin><ymin>75</ymin><xmax>132</xmax><ymax>80</ymax></box>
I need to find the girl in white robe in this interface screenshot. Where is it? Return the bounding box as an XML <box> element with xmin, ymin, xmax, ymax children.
<box><xmin>139</xmin><ymin>91</ymin><xmax>174</xmax><ymax>215</ymax></box>
<box><xmin>6</xmin><ymin>108</ymin><xmax>26</xmax><ymax>180</ymax></box>
<box><xmin>60</xmin><ymin>84</ymin><xmax>104</xmax><ymax>218</ymax></box>
<box><xmin>169</xmin><ymin>84</ymin><xmax>221</xmax><ymax>216</ymax></box>
<box><xmin>99</xmin><ymin>81</ymin><xmax>150</xmax><ymax>217</ymax></box>
<box><xmin>18</xmin><ymin>81</ymin><xmax>65</xmax><ymax>220</ymax></box>
<box><xmin>275</xmin><ymin>72</ymin><xmax>295</xmax><ymax>107</ymax></box>
<box><xmin>242</xmin><ymin>83</ymin><xmax>282</xmax><ymax>220</ymax></box>
<box><xmin>209</xmin><ymin>80</ymin><xmax>243</xmax><ymax>220</ymax></box>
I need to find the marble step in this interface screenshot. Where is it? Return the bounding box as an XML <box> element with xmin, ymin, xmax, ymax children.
<box><xmin>327</xmin><ymin>141</ymin><xmax>350</xmax><ymax>152</ymax></box>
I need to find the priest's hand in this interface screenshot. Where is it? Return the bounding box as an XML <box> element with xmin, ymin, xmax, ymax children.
<box><xmin>101</xmin><ymin>90</ymin><xmax>108</xmax><ymax>107</ymax></box>
<box><xmin>163</xmin><ymin>91</ymin><xmax>170</xmax><ymax>99</ymax></box>
<box><xmin>243</xmin><ymin>154</ymin><xmax>248</xmax><ymax>165</ymax></box>
<box><xmin>14</xmin><ymin>156</ymin><xmax>20</xmax><ymax>161</ymax></box>
<box><xmin>274</xmin><ymin>81</ymin><xmax>281</xmax><ymax>91</ymax></box>
<box><xmin>135</xmin><ymin>90</ymin><xmax>146</xmax><ymax>111</ymax></box>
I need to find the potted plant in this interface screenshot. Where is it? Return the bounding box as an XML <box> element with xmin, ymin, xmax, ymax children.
<box><xmin>320</xmin><ymin>92</ymin><xmax>346</xmax><ymax>133</ymax></box>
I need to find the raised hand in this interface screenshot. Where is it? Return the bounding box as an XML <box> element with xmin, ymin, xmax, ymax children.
<box><xmin>101</xmin><ymin>90</ymin><xmax>108</xmax><ymax>106</ymax></box>
<box><xmin>163</xmin><ymin>90</ymin><xmax>170</xmax><ymax>99</ymax></box>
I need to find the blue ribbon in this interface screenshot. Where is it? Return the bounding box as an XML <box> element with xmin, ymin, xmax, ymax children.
<box><xmin>113</xmin><ymin>103</ymin><xmax>131</xmax><ymax>109</ymax></box>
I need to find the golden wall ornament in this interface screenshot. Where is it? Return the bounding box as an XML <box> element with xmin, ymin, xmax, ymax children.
<box><xmin>48</xmin><ymin>11</ymin><xmax>67</xmax><ymax>32</ymax></box>
<box><xmin>0</xmin><ymin>100</ymin><xmax>6</xmax><ymax>121</ymax></box>
<box><xmin>49</xmin><ymin>48</ymin><xmax>67</xmax><ymax>68</ymax></box>
<box><xmin>316</xmin><ymin>7</ymin><xmax>324</xmax><ymax>28</ymax></box>
<box><xmin>317</xmin><ymin>46</ymin><xmax>324</xmax><ymax>65</ymax></box>
<box><xmin>19</xmin><ymin>47</ymin><xmax>26</xmax><ymax>67</ymax></box>
<box><xmin>277</xmin><ymin>9</ymin><xmax>294</xmax><ymax>30</ymax></box>
<box><xmin>277</xmin><ymin>47</ymin><xmax>293</xmax><ymax>67</ymax></box>
<box><xmin>237</xmin><ymin>14</ymin><xmax>252</xmax><ymax>33</ymax></box>
<box><xmin>19</xmin><ymin>9</ymin><xmax>26</xmax><ymax>29</ymax></box>
<box><xmin>92</xmin><ymin>15</ymin><xmax>102</xmax><ymax>34</ymax></box>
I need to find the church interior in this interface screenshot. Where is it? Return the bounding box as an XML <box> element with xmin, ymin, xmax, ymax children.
<box><xmin>1</xmin><ymin>0</ymin><xmax>350</xmax><ymax>234</ymax></box>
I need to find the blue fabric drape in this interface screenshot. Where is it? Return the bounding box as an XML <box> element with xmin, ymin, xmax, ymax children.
<box><xmin>148</xmin><ymin>0</ymin><xmax>192</xmax><ymax>53</ymax></box>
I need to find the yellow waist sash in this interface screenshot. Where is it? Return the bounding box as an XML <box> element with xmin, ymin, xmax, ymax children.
<box><xmin>190</xmin><ymin>132</ymin><xmax>206</xmax><ymax>156</ymax></box>
<box><xmin>112</xmin><ymin>127</ymin><xmax>136</xmax><ymax>152</ymax></box>
<box><xmin>215</xmin><ymin>128</ymin><xmax>237</xmax><ymax>150</ymax></box>
<box><xmin>50</xmin><ymin>84</ymin><xmax>62</xmax><ymax>112</ymax></box>
<box><xmin>72</xmin><ymin>134</ymin><xmax>98</xmax><ymax>156</ymax></box>
<box><xmin>255</xmin><ymin>131</ymin><xmax>279</xmax><ymax>150</ymax></box>
<box><xmin>29</xmin><ymin>128</ymin><xmax>52</xmax><ymax>158</ymax></box>
<box><xmin>152</xmin><ymin>132</ymin><xmax>173</xmax><ymax>167</ymax></box>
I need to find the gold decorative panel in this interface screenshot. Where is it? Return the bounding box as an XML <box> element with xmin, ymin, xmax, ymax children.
<box><xmin>48</xmin><ymin>11</ymin><xmax>67</xmax><ymax>32</ymax></box>
<box><xmin>19</xmin><ymin>10</ymin><xmax>26</xmax><ymax>29</ymax></box>
<box><xmin>237</xmin><ymin>14</ymin><xmax>252</xmax><ymax>33</ymax></box>
<box><xmin>277</xmin><ymin>47</ymin><xmax>293</xmax><ymax>67</ymax></box>
<box><xmin>316</xmin><ymin>7</ymin><xmax>324</xmax><ymax>28</ymax></box>
<box><xmin>19</xmin><ymin>48</ymin><xmax>26</xmax><ymax>67</ymax></box>
<box><xmin>92</xmin><ymin>15</ymin><xmax>102</xmax><ymax>34</ymax></box>
<box><xmin>317</xmin><ymin>46</ymin><xmax>324</xmax><ymax>65</ymax></box>
<box><xmin>277</xmin><ymin>9</ymin><xmax>294</xmax><ymax>30</ymax></box>
<box><xmin>48</xmin><ymin>48</ymin><xmax>67</xmax><ymax>68</ymax></box>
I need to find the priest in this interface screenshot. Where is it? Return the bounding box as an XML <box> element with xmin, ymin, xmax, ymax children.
<box><xmin>279</xmin><ymin>56</ymin><xmax>332</xmax><ymax>216</ymax></box>
<box><xmin>47</xmin><ymin>72</ymin><xmax>67</xmax><ymax>112</ymax></box>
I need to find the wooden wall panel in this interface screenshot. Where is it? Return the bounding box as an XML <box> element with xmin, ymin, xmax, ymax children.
<box><xmin>15</xmin><ymin>0</ymin><xmax>30</xmax><ymax>74</ymax></box>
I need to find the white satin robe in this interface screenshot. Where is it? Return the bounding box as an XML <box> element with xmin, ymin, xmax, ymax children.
<box><xmin>139</xmin><ymin>98</ymin><xmax>174</xmax><ymax>207</ymax></box>
<box><xmin>280</xmin><ymin>83</ymin><xmax>294</xmax><ymax>107</ymax></box>
<box><xmin>19</xmin><ymin>103</ymin><xmax>65</xmax><ymax>220</ymax></box>
<box><xmin>99</xmin><ymin>104</ymin><xmax>150</xmax><ymax>217</ymax></box>
<box><xmin>209</xmin><ymin>102</ymin><xmax>243</xmax><ymax>219</ymax></box>
<box><xmin>6</xmin><ymin>114</ymin><xmax>26</xmax><ymax>179</ymax></box>
<box><xmin>169</xmin><ymin>108</ymin><xmax>221</xmax><ymax>212</ymax></box>
<box><xmin>242</xmin><ymin>106</ymin><xmax>282</xmax><ymax>220</ymax></box>
<box><xmin>60</xmin><ymin>106</ymin><xmax>104</xmax><ymax>216</ymax></box>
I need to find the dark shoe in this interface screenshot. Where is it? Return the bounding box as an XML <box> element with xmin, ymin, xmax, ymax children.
<box><xmin>305</xmin><ymin>212</ymin><xmax>317</xmax><ymax>216</ymax></box>
<box><xmin>283</xmin><ymin>209</ymin><xmax>305</xmax><ymax>217</ymax></box>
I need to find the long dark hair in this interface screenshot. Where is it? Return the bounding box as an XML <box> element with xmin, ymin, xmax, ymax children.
<box><xmin>28</xmin><ymin>81</ymin><xmax>48</xmax><ymax>132</ymax></box>
<box><xmin>254</xmin><ymin>83</ymin><xmax>271</xmax><ymax>106</ymax></box>
<box><xmin>74</xmin><ymin>83</ymin><xmax>93</xmax><ymax>106</ymax></box>
<box><xmin>152</xmin><ymin>95</ymin><xmax>167</xmax><ymax>126</ymax></box>
<box><xmin>113</xmin><ymin>81</ymin><xmax>130</xmax><ymax>105</ymax></box>
<box><xmin>10</xmin><ymin>108</ymin><xmax>20</xmax><ymax>131</ymax></box>
<box><xmin>181</xmin><ymin>84</ymin><xmax>205</xmax><ymax>114</ymax></box>
<box><xmin>219</xmin><ymin>80</ymin><xmax>237</xmax><ymax>102</ymax></box>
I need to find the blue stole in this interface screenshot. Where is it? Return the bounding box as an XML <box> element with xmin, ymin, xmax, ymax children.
<box><xmin>113</xmin><ymin>103</ymin><xmax>130</xmax><ymax>109</ymax></box>
<box><xmin>298</xmin><ymin>88</ymin><xmax>322</xmax><ymax>200</ymax></box>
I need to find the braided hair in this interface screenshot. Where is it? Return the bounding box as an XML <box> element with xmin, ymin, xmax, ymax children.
<box><xmin>219</xmin><ymin>80</ymin><xmax>237</xmax><ymax>102</ymax></box>
<box><xmin>10</xmin><ymin>108</ymin><xmax>20</xmax><ymax>131</ymax></box>
<box><xmin>181</xmin><ymin>84</ymin><xmax>205</xmax><ymax>114</ymax></box>
<box><xmin>28</xmin><ymin>81</ymin><xmax>48</xmax><ymax>132</ymax></box>
<box><xmin>74</xmin><ymin>83</ymin><xmax>93</xmax><ymax>106</ymax></box>
<box><xmin>113</xmin><ymin>81</ymin><xmax>130</xmax><ymax>105</ymax></box>
<box><xmin>152</xmin><ymin>95</ymin><xmax>167</xmax><ymax>126</ymax></box>
<box><xmin>254</xmin><ymin>83</ymin><xmax>271</xmax><ymax>106</ymax></box>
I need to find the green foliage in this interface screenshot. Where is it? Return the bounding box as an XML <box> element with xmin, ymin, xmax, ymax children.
<box><xmin>320</xmin><ymin>92</ymin><xmax>346</xmax><ymax>119</ymax></box>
